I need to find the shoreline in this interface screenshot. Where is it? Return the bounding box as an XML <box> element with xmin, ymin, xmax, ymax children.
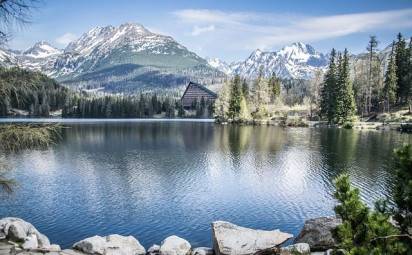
<box><xmin>0</xmin><ymin>217</ymin><xmax>340</xmax><ymax>255</ymax></box>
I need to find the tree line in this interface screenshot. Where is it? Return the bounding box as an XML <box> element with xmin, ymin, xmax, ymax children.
<box><xmin>0</xmin><ymin>66</ymin><xmax>215</xmax><ymax>118</ymax></box>
<box><xmin>62</xmin><ymin>94</ymin><xmax>181</xmax><ymax>118</ymax></box>
<box><xmin>215</xmin><ymin>33</ymin><xmax>412</xmax><ymax>125</ymax></box>
<box><xmin>214</xmin><ymin>69</ymin><xmax>281</xmax><ymax>122</ymax></box>
<box><xmin>0</xmin><ymin>67</ymin><xmax>69</xmax><ymax>116</ymax></box>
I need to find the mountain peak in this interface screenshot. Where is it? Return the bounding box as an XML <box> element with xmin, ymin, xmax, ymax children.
<box><xmin>24</xmin><ymin>41</ymin><xmax>61</xmax><ymax>58</ymax></box>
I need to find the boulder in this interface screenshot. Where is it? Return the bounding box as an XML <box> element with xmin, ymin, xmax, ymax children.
<box><xmin>159</xmin><ymin>235</ymin><xmax>191</xmax><ymax>255</ymax></box>
<box><xmin>294</xmin><ymin>217</ymin><xmax>342</xmax><ymax>251</ymax></box>
<box><xmin>73</xmin><ymin>234</ymin><xmax>146</xmax><ymax>255</ymax></box>
<box><xmin>191</xmin><ymin>247</ymin><xmax>214</xmax><ymax>255</ymax></box>
<box><xmin>22</xmin><ymin>234</ymin><xmax>39</xmax><ymax>250</ymax></box>
<box><xmin>280</xmin><ymin>243</ymin><xmax>310</xmax><ymax>254</ymax></box>
<box><xmin>211</xmin><ymin>221</ymin><xmax>293</xmax><ymax>255</ymax></box>
<box><xmin>0</xmin><ymin>217</ymin><xmax>54</xmax><ymax>250</ymax></box>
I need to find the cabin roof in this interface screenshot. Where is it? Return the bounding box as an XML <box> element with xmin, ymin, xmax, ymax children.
<box><xmin>181</xmin><ymin>81</ymin><xmax>217</xmax><ymax>100</ymax></box>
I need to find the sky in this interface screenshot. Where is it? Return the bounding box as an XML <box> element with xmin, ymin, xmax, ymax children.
<box><xmin>6</xmin><ymin>0</ymin><xmax>412</xmax><ymax>62</ymax></box>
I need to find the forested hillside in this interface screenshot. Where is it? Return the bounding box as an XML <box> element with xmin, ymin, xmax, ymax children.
<box><xmin>0</xmin><ymin>67</ymin><xmax>69</xmax><ymax>116</ymax></box>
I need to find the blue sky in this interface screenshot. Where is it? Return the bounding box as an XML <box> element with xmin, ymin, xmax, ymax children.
<box><xmin>7</xmin><ymin>0</ymin><xmax>412</xmax><ymax>62</ymax></box>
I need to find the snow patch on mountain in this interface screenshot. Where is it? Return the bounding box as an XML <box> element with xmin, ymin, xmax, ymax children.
<box><xmin>24</xmin><ymin>41</ymin><xmax>62</xmax><ymax>58</ymax></box>
<box><xmin>210</xmin><ymin>42</ymin><xmax>329</xmax><ymax>80</ymax></box>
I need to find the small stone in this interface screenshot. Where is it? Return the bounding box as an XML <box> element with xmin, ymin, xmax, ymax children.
<box><xmin>192</xmin><ymin>247</ymin><xmax>214</xmax><ymax>255</ymax></box>
<box><xmin>148</xmin><ymin>244</ymin><xmax>161</xmax><ymax>254</ymax></box>
<box><xmin>280</xmin><ymin>243</ymin><xmax>310</xmax><ymax>254</ymax></box>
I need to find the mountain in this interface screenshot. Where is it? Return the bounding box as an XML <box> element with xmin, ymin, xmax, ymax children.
<box><xmin>0</xmin><ymin>23</ymin><xmax>225</xmax><ymax>93</ymax></box>
<box><xmin>209</xmin><ymin>42</ymin><xmax>329</xmax><ymax>80</ymax></box>
<box><xmin>0</xmin><ymin>42</ymin><xmax>62</xmax><ymax>74</ymax></box>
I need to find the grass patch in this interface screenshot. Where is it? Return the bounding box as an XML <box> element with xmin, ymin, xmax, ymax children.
<box><xmin>0</xmin><ymin>124</ymin><xmax>62</xmax><ymax>152</ymax></box>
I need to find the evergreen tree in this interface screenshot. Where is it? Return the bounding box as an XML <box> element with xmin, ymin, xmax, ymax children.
<box><xmin>268</xmin><ymin>72</ymin><xmax>281</xmax><ymax>102</ymax></box>
<box><xmin>336</xmin><ymin>49</ymin><xmax>356</xmax><ymax>124</ymax></box>
<box><xmin>383</xmin><ymin>41</ymin><xmax>398</xmax><ymax>112</ymax></box>
<box><xmin>334</xmin><ymin>174</ymin><xmax>406</xmax><ymax>254</ymax></box>
<box><xmin>366</xmin><ymin>36</ymin><xmax>379</xmax><ymax>114</ymax></box>
<box><xmin>392</xmin><ymin>145</ymin><xmax>412</xmax><ymax>241</ymax></box>
<box><xmin>228</xmin><ymin>75</ymin><xmax>242</xmax><ymax>120</ymax></box>
<box><xmin>395</xmin><ymin>33</ymin><xmax>409</xmax><ymax>103</ymax></box>
<box><xmin>320</xmin><ymin>49</ymin><xmax>338</xmax><ymax>123</ymax></box>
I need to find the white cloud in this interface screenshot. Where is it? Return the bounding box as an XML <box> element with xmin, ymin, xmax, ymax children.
<box><xmin>173</xmin><ymin>8</ymin><xmax>412</xmax><ymax>51</ymax></box>
<box><xmin>56</xmin><ymin>32</ymin><xmax>77</xmax><ymax>45</ymax></box>
<box><xmin>191</xmin><ymin>25</ymin><xmax>215</xmax><ymax>36</ymax></box>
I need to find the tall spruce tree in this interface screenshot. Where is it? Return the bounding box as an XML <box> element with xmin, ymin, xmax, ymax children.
<box><xmin>268</xmin><ymin>72</ymin><xmax>281</xmax><ymax>102</ymax></box>
<box><xmin>228</xmin><ymin>75</ymin><xmax>242</xmax><ymax>120</ymax></box>
<box><xmin>338</xmin><ymin>49</ymin><xmax>356</xmax><ymax>124</ymax></box>
<box><xmin>383</xmin><ymin>41</ymin><xmax>398</xmax><ymax>112</ymax></box>
<box><xmin>395</xmin><ymin>33</ymin><xmax>409</xmax><ymax>103</ymax></box>
<box><xmin>320</xmin><ymin>48</ymin><xmax>337</xmax><ymax>123</ymax></box>
<box><xmin>366</xmin><ymin>36</ymin><xmax>379</xmax><ymax>113</ymax></box>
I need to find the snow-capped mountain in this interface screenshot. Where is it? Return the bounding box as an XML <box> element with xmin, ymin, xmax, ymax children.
<box><xmin>0</xmin><ymin>41</ymin><xmax>62</xmax><ymax>72</ymax></box>
<box><xmin>0</xmin><ymin>23</ymin><xmax>225</xmax><ymax>93</ymax></box>
<box><xmin>24</xmin><ymin>41</ymin><xmax>62</xmax><ymax>58</ymax></box>
<box><xmin>206</xmin><ymin>57</ymin><xmax>233</xmax><ymax>75</ymax></box>
<box><xmin>209</xmin><ymin>42</ymin><xmax>329</xmax><ymax>79</ymax></box>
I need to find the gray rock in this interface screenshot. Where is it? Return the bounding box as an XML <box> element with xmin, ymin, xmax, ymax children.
<box><xmin>6</xmin><ymin>220</ymin><xmax>28</xmax><ymax>241</ymax></box>
<box><xmin>22</xmin><ymin>234</ymin><xmax>39</xmax><ymax>250</ymax></box>
<box><xmin>211</xmin><ymin>221</ymin><xmax>293</xmax><ymax>255</ymax></box>
<box><xmin>160</xmin><ymin>235</ymin><xmax>191</xmax><ymax>255</ymax></box>
<box><xmin>191</xmin><ymin>247</ymin><xmax>214</xmax><ymax>255</ymax></box>
<box><xmin>0</xmin><ymin>217</ymin><xmax>55</xmax><ymax>250</ymax></box>
<box><xmin>280</xmin><ymin>243</ymin><xmax>310</xmax><ymax>254</ymax></box>
<box><xmin>148</xmin><ymin>244</ymin><xmax>161</xmax><ymax>254</ymax></box>
<box><xmin>294</xmin><ymin>217</ymin><xmax>341</xmax><ymax>251</ymax></box>
<box><xmin>73</xmin><ymin>234</ymin><xmax>146</xmax><ymax>255</ymax></box>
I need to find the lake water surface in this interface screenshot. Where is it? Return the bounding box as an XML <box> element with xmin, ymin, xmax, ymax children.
<box><xmin>1</xmin><ymin>120</ymin><xmax>411</xmax><ymax>248</ymax></box>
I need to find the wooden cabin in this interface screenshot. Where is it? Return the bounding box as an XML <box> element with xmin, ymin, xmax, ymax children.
<box><xmin>181</xmin><ymin>82</ymin><xmax>217</xmax><ymax>108</ymax></box>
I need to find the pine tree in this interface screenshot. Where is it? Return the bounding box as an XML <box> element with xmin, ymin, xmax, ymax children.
<box><xmin>366</xmin><ymin>36</ymin><xmax>379</xmax><ymax>114</ymax></box>
<box><xmin>338</xmin><ymin>49</ymin><xmax>356</xmax><ymax>124</ymax></box>
<box><xmin>395</xmin><ymin>33</ymin><xmax>409</xmax><ymax>103</ymax></box>
<box><xmin>320</xmin><ymin>49</ymin><xmax>338</xmax><ymax>123</ymax></box>
<box><xmin>334</xmin><ymin>174</ymin><xmax>405</xmax><ymax>254</ymax></box>
<box><xmin>392</xmin><ymin>145</ymin><xmax>412</xmax><ymax>239</ymax></box>
<box><xmin>228</xmin><ymin>75</ymin><xmax>242</xmax><ymax>120</ymax></box>
<box><xmin>268</xmin><ymin>72</ymin><xmax>281</xmax><ymax>102</ymax></box>
<box><xmin>383</xmin><ymin>41</ymin><xmax>398</xmax><ymax>112</ymax></box>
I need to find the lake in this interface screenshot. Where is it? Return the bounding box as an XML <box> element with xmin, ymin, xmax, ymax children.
<box><xmin>1</xmin><ymin>119</ymin><xmax>411</xmax><ymax>249</ymax></box>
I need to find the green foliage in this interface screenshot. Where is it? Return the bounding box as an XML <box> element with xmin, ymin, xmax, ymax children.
<box><xmin>268</xmin><ymin>72</ymin><xmax>281</xmax><ymax>102</ymax></box>
<box><xmin>320</xmin><ymin>49</ymin><xmax>356</xmax><ymax>125</ymax></box>
<box><xmin>383</xmin><ymin>42</ymin><xmax>398</xmax><ymax>110</ymax></box>
<box><xmin>342</xmin><ymin>122</ymin><xmax>354</xmax><ymax>129</ymax></box>
<box><xmin>320</xmin><ymin>49</ymin><xmax>338</xmax><ymax>122</ymax></box>
<box><xmin>395</xmin><ymin>33</ymin><xmax>410</xmax><ymax>104</ymax></box>
<box><xmin>0</xmin><ymin>67</ymin><xmax>69</xmax><ymax>116</ymax></box>
<box><xmin>392</xmin><ymin>145</ymin><xmax>412</xmax><ymax>237</ymax></box>
<box><xmin>61</xmin><ymin>93</ymin><xmax>204</xmax><ymax>118</ymax></box>
<box><xmin>333</xmin><ymin>174</ymin><xmax>407</xmax><ymax>254</ymax></box>
<box><xmin>0</xmin><ymin>124</ymin><xmax>61</xmax><ymax>152</ymax></box>
<box><xmin>228</xmin><ymin>75</ymin><xmax>243</xmax><ymax>120</ymax></box>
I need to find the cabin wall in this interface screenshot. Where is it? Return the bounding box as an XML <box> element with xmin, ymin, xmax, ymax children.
<box><xmin>182</xmin><ymin>84</ymin><xmax>216</xmax><ymax>108</ymax></box>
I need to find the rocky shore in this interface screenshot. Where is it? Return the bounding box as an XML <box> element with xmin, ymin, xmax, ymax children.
<box><xmin>0</xmin><ymin>217</ymin><xmax>342</xmax><ymax>255</ymax></box>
